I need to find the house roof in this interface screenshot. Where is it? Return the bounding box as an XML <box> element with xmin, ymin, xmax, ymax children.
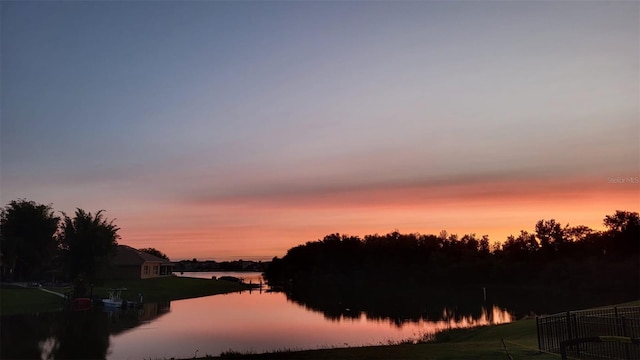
<box><xmin>113</xmin><ymin>245</ymin><xmax>172</xmax><ymax>266</ymax></box>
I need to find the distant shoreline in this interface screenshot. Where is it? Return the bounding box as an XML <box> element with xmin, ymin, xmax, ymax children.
<box><xmin>175</xmin><ymin>269</ymin><xmax>264</xmax><ymax>272</ymax></box>
<box><xmin>1</xmin><ymin>276</ymin><xmax>252</xmax><ymax>316</ymax></box>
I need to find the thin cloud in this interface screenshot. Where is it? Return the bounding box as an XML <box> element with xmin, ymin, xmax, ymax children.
<box><xmin>184</xmin><ymin>170</ymin><xmax>637</xmax><ymax>210</ymax></box>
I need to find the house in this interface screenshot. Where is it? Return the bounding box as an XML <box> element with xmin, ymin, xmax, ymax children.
<box><xmin>110</xmin><ymin>245</ymin><xmax>174</xmax><ymax>279</ymax></box>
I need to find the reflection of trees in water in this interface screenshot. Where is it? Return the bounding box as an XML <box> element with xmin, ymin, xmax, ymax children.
<box><xmin>107</xmin><ymin>302</ymin><xmax>171</xmax><ymax>336</ymax></box>
<box><xmin>1</xmin><ymin>313</ymin><xmax>54</xmax><ymax>359</ymax></box>
<box><xmin>284</xmin><ymin>283</ymin><xmax>511</xmax><ymax>327</ymax></box>
<box><xmin>0</xmin><ymin>302</ymin><xmax>171</xmax><ymax>360</ymax></box>
<box><xmin>285</xmin><ymin>280</ymin><xmax>638</xmax><ymax>328</ymax></box>
<box><xmin>488</xmin><ymin>285</ymin><xmax>639</xmax><ymax>317</ymax></box>
<box><xmin>49</xmin><ymin>310</ymin><xmax>111</xmax><ymax>359</ymax></box>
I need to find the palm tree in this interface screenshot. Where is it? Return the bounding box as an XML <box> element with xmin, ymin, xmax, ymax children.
<box><xmin>58</xmin><ymin>209</ymin><xmax>120</xmax><ymax>283</ymax></box>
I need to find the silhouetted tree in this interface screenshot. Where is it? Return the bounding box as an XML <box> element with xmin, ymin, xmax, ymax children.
<box><xmin>0</xmin><ymin>199</ymin><xmax>60</xmax><ymax>281</ymax></box>
<box><xmin>565</xmin><ymin>225</ymin><xmax>594</xmax><ymax>243</ymax></box>
<box><xmin>139</xmin><ymin>247</ymin><xmax>169</xmax><ymax>260</ymax></box>
<box><xmin>478</xmin><ymin>235</ymin><xmax>491</xmax><ymax>255</ymax></box>
<box><xmin>58</xmin><ymin>209</ymin><xmax>120</xmax><ymax>285</ymax></box>
<box><xmin>603</xmin><ymin>210</ymin><xmax>639</xmax><ymax>233</ymax></box>
<box><xmin>502</xmin><ymin>231</ymin><xmax>538</xmax><ymax>260</ymax></box>
<box><xmin>265</xmin><ymin>210</ymin><xmax>639</xmax><ymax>311</ymax></box>
<box><xmin>602</xmin><ymin>210</ymin><xmax>640</xmax><ymax>257</ymax></box>
<box><xmin>535</xmin><ymin>219</ymin><xmax>566</xmax><ymax>255</ymax></box>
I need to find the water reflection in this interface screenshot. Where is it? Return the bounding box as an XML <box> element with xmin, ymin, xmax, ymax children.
<box><xmin>4</xmin><ymin>272</ymin><xmax>635</xmax><ymax>359</ymax></box>
<box><xmin>284</xmin><ymin>283</ymin><xmax>511</xmax><ymax>328</ymax></box>
<box><xmin>3</xmin><ymin>282</ymin><xmax>517</xmax><ymax>360</ymax></box>
<box><xmin>1</xmin><ymin>302</ymin><xmax>169</xmax><ymax>360</ymax></box>
<box><xmin>108</xmin><ymin>290</ymin><xmax>512</xmax><ymax>359</ymax></box>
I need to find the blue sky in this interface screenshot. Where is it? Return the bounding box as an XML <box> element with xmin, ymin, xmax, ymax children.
<box><xmin>2</xmin><ymin>1</ymin><xmax>638</xmax><ymax>260</ymax></box>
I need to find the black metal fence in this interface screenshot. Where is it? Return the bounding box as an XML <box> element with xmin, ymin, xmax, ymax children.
<box><xmin>537</xmin><ymin>306</ymin><xmax>640</xmax><ymax>359</ymax></box>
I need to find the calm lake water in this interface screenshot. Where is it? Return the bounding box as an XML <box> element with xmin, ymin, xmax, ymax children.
<box><xmin>2</xmin><ymin>272</ymin><xmax>514</xmax><ymax>359</ymax></box>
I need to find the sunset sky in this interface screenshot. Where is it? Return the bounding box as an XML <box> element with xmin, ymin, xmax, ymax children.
<box><xmin>2</xmin><ymin>1</ymin><xmax>638</xmax><ymax>261</ymax></box>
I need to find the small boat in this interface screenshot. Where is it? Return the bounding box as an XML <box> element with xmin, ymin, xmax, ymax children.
<box><xmin>103</xmin><ymin>288</ymin><xmax>127</xmax><ymax>308</ymax></box>
<box><xmin>68</xmin><ymin>297</ymin><xmax>92</xmax><ymax>311</ymax></box>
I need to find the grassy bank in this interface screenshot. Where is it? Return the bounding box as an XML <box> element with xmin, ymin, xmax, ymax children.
<box><xmin>92</xmin><ymin>276</ymin><xmax>251</xmax><ymax>303</ymax></box>
<box><xmin>0</xmin><ymin>276</ymin><xmax>251</xmax><ymax>316</ymax></box>
<box><xmin>0</xmin><ymin>284</ymin><xmax>65</xmax><ymax>316</ymax></box>
<box><xmin>213</xmin><ymin>318</ymin><xmax>558</xmax><ymax>360</ymax></box>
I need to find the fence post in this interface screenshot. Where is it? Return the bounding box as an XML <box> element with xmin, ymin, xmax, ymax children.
<box><xmin>566</xmin><ymin>311</ymin><xmax>573</xmax><ymax>356</ymax></box>
<box><xmin>536</xmin><ymin>316</ymin><xmax>542</xmax><ymax>352</ymax></box>
<box><xmin>622</xmin><ymin>316</ymin><xmax>630</xmax><ymax>360</ymax></box>
<box><xmin>573</xmin><ymin>313</ymin><xmax>580</xmax><ymax>358</ymax></box>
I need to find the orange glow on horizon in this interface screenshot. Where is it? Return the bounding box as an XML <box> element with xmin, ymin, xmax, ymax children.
<box><xmin>115</xmin><ymin>173</ymin><xmax>639</xmax><ymax>261</ymax></box>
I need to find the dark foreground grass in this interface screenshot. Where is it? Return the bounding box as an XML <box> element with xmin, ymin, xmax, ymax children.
<box><xmin>0</xmin><ymin>284</ymin><xmax>64</xmax><ymax>316</ymax></box>
<box><xmin>212</xmin><ymin>318</ymin><xmax>560</xmax><ymax>360</ymax></box>
<box><xmin>1</xmin><ymin>276</ymin><xmax>251</xmax><ymax>316</ymax></box>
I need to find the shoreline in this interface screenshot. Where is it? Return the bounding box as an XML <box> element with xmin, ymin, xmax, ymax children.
<box><xmin>0</xmin><ymin>276</ymin><xmax>252</xmax><ymax>316</ymax></box>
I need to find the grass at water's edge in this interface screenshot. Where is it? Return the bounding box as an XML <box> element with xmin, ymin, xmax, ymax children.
<box><xmin>0</xmin><ymin>284</ymin><xmax>64</xmax><ymax>316</ymax></box>
<box><xmin>94</xmin><ymin>276</ymin><xmax>252</xmax><ymax>302</ymax></box>
<box><xmin>210</xmin><ymin>319</ymin><xmax>558</xmax><ymax>360</ymax></box>
<box><xmin>0</xmin><ymin>276</ymin><xmax>251</xmax><ymax>316</ymax></box>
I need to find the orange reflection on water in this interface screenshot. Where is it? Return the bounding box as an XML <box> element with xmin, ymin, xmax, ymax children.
<box><xmin>107</xmin><ymin>290</ymin><xmax>513</xmax><ymax>360</ymax></box>
<box><xmin>431</xmin><ymin>306</ymin><xmax>513</xmax><ymax>333</ymax></box>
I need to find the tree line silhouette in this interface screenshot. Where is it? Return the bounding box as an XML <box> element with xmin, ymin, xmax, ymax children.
<box><xmin>0</xmin><ymin>199</ymin><xmax>166</xmax><ymax>286</ymax></box>
<box><xmin>264</xmin><ymin>211</ymin><xmax>639</xmax><ymax>298</ymax></box>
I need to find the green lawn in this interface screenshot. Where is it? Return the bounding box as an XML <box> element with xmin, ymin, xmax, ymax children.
<box><xmin>92</xmin><ymin>276</ymin><xmax>251</xmax><ymax>302</ymax></box>
<box><xmin>0</xmin><ymin>284</ymin><xmax>65</xmax><ymax>316</ymax></box>
<box><xmin>1</xmin><ymin>276</ymin><xmax>251</xmax><ymax>316</ymax></box>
